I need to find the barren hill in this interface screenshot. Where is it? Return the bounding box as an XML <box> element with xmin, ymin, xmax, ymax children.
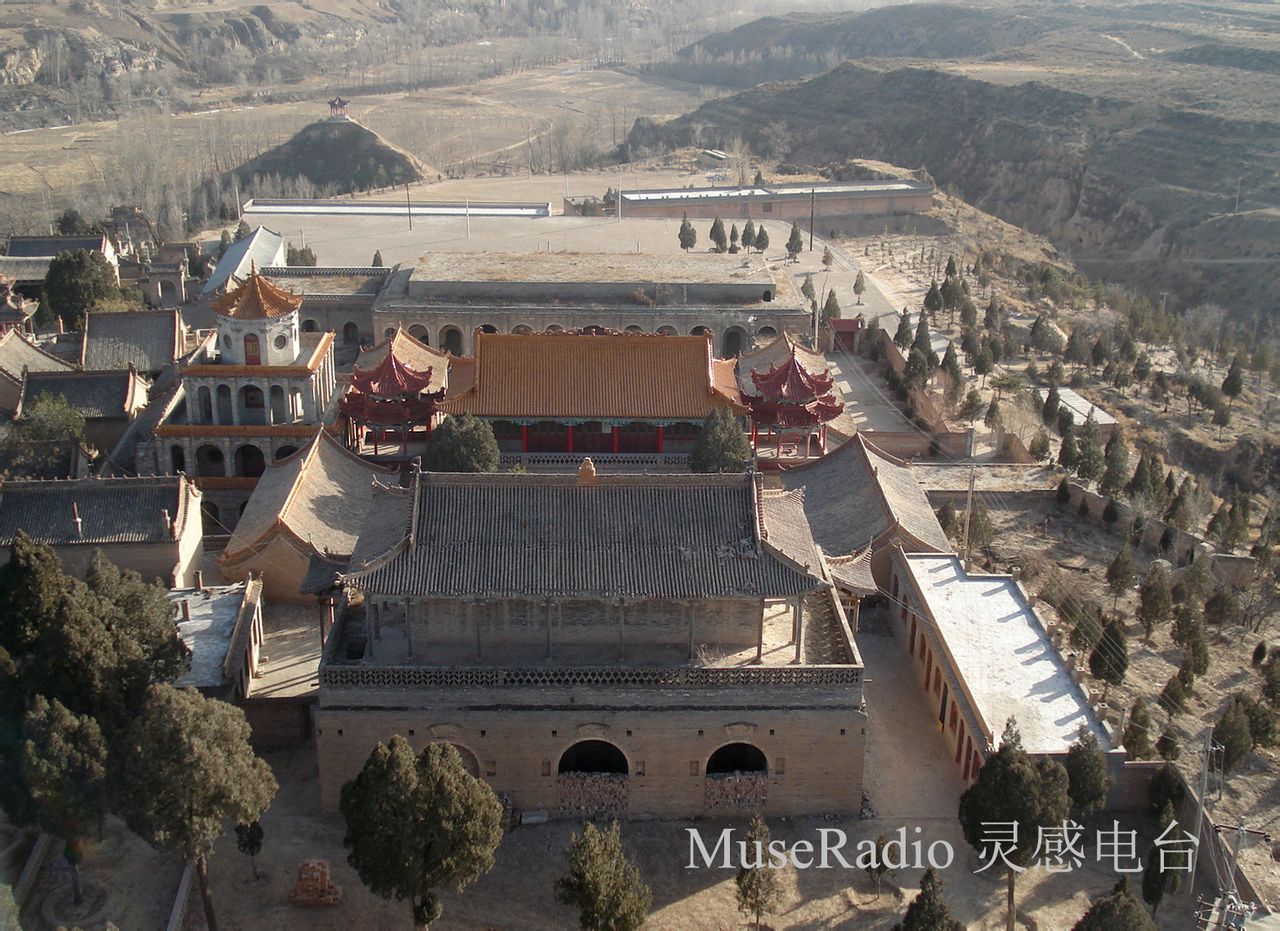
<box><xmin>230</xmin><ymin>118</ymin><xmax>429</xmax><ymax>195</ymax></box>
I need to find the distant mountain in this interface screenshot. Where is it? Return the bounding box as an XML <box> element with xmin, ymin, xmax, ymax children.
<box><xmin>230</xmin><ymin>119</ymin><xmax>429</xmax><ymax>196</ymax></box>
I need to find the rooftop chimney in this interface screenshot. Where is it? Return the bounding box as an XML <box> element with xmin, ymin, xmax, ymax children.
<box><xmin>181</xmin><ymin>599</ymin><xmax>191</xmax><ymax>622</ymax></box>
<box><xmin>160</xmin><ymin>508</ymin><xmax>171</xmax><ymax>537</ymax></box>
<box><xmin>194</xmin><ymin>569</ymin><xmax>204</xmax><ymax>592</ymax></box>
<box><xmin>577</xmin><ymin>458</ymin><xmax>598</xmax><ymax>485</ymax></box>
<box><xmin>71</xmin><ymin>501</ymin><xmax>82</xmax><ymax>539</ymax></box>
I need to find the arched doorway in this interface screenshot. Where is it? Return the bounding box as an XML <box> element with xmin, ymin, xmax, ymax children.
<box><xmin>302</xmin><ymin>319</ymin><xmax>319</xmax><ymax>333</ymax></box>
<box><xmin>657</xmin><ymin>325</ymin><xmax>678</xmax><ymax>337</ymax></box>
<box><xmin>343</xmin><ymin>322</ymin><xmax>360</xmax><ymax>345</ymax></box>
<box><xmin>544</xmin><ymin>324</ymin><xmax>564</xmax><ymax>333</ymax></box>
<box><xmin>706</xmin><ymin>742</ymin><xmax>767</xmax><ymax>775</ymax></box>
<box><xmin>158</xmin><ymin>279</ymin><xmax>176</xmax><ymax>303</ymax></box>
<box><xmin>195</xmin><ymin>444</ymin><xmax>225</xmax><ymax>477</ymax></box>
<box><xmin>443</xmin><ymin>743</ymin><xmax>481</xmax><ymax>778</ymax></box>
<box><xmin>215</xmin><ymin>385</ymin><xmax>233</xmax><ymax>424</ymax></box>
<box><xmin>721</xmin><ymin>327</ymin><xmax>746</xmax><ymax>359</ymax></box>
<box><xmin>274</xmin><ymin>445</ymin><xmax>299</xmax><ymax>460</ymax></box>
<box><xmin>756</xmin><ymin>325</ymin><xmax>778</xmax><ymax>341</ymax></box>
<box><xmin>197</xmin><ymin>385</ymin><xmax>213</xmax><ymax>424</ymax></box>
<box><xmin>269</xmin><ymin>385</ymin><xmax>288</xmax><ymax>424</ymax></box>
<box><xmin>239</xmin><ymin>385</ymin><xmax>265</xmax><ymax>425</ymax></box>
<box><xmin>624</xmin><ymin>325</ymin><xmax>644</xmax><ymax>334</ymax></box>
<box><xmin>440</xmin><ymin>326</ymin><xmax>463</xmax><ymax>356</ymax></box>
<box><xmin>480</xmin><ymin>324</ymin><xmax>498</xmax><ymax>334</ymax></box>
<box><xmin>384</xmin><ymin>327</ymin><xmax>397</xmax><ymax>341</ymax></box>
<box><xmin>170</xmin><ymin>445</ymin><xmax>185</xmax><ymax>474</ymax></box>
<box><xmin>691</xmin><ymin>325</ymin><xmax>712</xmax><ymax>338</ymax></box>
<box><xmin>511</xmin><ymin>325</ymin><xmax>533</xmax><ymax>335</ymax></box>
<box><xmin>234</xmin><ymin>444</ymin><xmax>266</xmax><ymax>478</ymax></box>
<box><xmin>408</xmin><ymin>324</ymin><xmax>430</xmax><ymax>343</ymax></box>
<box><xmin>200</xmin><ymin>501</ymin><xmax>221</xmax><ymax>533</ymax></box>
<box><xmin>559</xmin><ymin>740</ymin><xmax>628</xmax><ymax>774</ymax></box>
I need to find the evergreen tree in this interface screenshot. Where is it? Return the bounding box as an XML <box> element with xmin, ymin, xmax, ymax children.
<box><xmin>1076</xmin><ymin>416</ymin><xmax>1104</xmax><ymax>483</ymax></box>
<box><xmin>1251</xmin><ymin>641</ymin><xmax>1267</xmax><ymax>667</ymax></box>
<box><xmin>741</xmin><ymin>220</ymin><xmax>755</xmax><ymax>251</ymax></box>
<box><xmin>904</xmin><ymin>348</ymin><xmax>930</xmax><ymax>392</ymax></box>
<box><xmin>753</xmin><ymin>226</ymin><xmax>769</xmax><ymax>255</ymax></box>
<box><xmin>941</xmin><ymin>341</ymin><xmax>961</xmax><ymax>385</ymax></box>
<box><xmin>423</xmin><ymin>413</ymin><xmax>499</xmax><ymax>473</ymax></box>
<box><xmin>853</xmin><ymin>270</ymin><xmax>866</xmax><ymax>304</ymax></box>
<box><xmin>20</xmin><ymin>696</ymin><xmax>108</xmax><ymax>905</ymax></box>
<box><xmin>937</xmin><ymin>502</ymin><xmax>959</xmax><ymax>539</ymax></box>
<box><xmin>1156</xmin><ymin>728</ymin><xmax>1181</xmax><ymax>761</ymax></box>
<box><xmin>959</xmin><ymin>296</ymin><xmax>978</xmax><ymax>331</ymax></box>
<box><xmin>1029</xmin><ymin>430</ymin><xmax>1051</xmax><ymax>461</ymax></box>
<box><xmin>893</xmin><ymin>310</ymin><xmax>913</xmax><ymax>350</ymax></box>
<box><xmin>984</xmin><ymin>398</ymin><xmax>1002</xmax><ymax>433</ymax></box>
<box><xmin>912</xmin><ymin>314</ymin><xmax>938</xmax><ymax>370</ymax></box>
<box><xmin>709</xmin><ymin>216</ymin><xmax>728</xmax><ymax>253</ymax></box>
<box><xmin>233</xmin><ymin>219</ymin><xmax>251</xmax><ymax>241</ymax></box>
<box><xmin>1222</xmin><ymin>352</ymin><xmax>1245</xmax><ymax>407</ymax></box>
<box><xmin>690</xmin><ymin>408</ymin><xmax>750</xmax><ymax>473</ymax></box>
<box><xmin>235</xmin><ymin>820</ymin><xmax>264</xmax><ymax>880</ymax></box>
<box><xmin>734</xmin><ymin>815</ymin><xmax>781</xmax><ymax>930</ymax></box>
<box><xmin>972</xmin><ymin>345</ymin><xmax>994</xmax><ymax>386</ymax></box>
<box><xmin>557</xmin><ymin>821</ymin><xmax>651</xmax><ymax>931</ymax></box>
<box><xmin>959</xmin><ymin>388</ymin><xmax>985</xmax><ymax>422</ymax></box>
<box><xmin>1073</xmin><ymin>878</ymin><xmax>1155</xmax><ymax>931</ymax></box>
<box><xmin>822</xmin><ymin>290</ymin><xmax>841</xmax><ymax>322</ymax></box>
<box><xmin>1213</xmin><ymin>699</ymin><xmax>1253</xmax><ymax>773</ymax></box>
<box><xmin>822</xmin><ymin>245</ymin><xmax>833</xmax><ymax>269</ymax></box>
<box><xmin>1041</xmin><ymin>385</ymin><xmax>1061</xmax><ymax>427</ymax></box>
<box><xmin>371</xmin><ymin>250</ymin><xmax>384</xmax><ymax>267</ymax></box>
<box><xmin>1137</xmin><ymin>565</ymin><xmax>1173</xmax><ymax>638</ymax></box>
<box><xmin>342</xmin><ymin>738</ymin><xmax>502</xmax><ymax>930</ymax></box>
<box><xmin>218</xmin><ymin>229</ymin><xmax>232</xmax><ymax>258</ymax></box>
<box><xmin>894</xmin><ymin>867</ymin><xmax>962</xmax><ymax>931</ymax></box>
<box><xmin>800</xmin><ymin>273</ymin><xmax>816</xmax><ymax>302</ymax></box>
<box><xmin>1142</xmin><ymin>836</ymin><xmax>1180</xmax><ymax>916</ymax></box>
<box><xmin>1106</xmin><ymin>544</ymin><xmax>1136</xmax><ymax>612</ymax></box>
<box><xmin>983</xmin><ymin>295</ymin><xmax>1003</xmax><ymax>332</ymax></box>
<box><xmin>1089</xmin><ymin>620</ymin><xmax>1128</xmax><ymax>704</ymax></box>
<box><xmin>785</xmin><ymin>222</ymin><xmax>804</xmax><ymax>260</ymax></box>
<box><xmin>1064</xmin><ymin>729</ymin><xmax>1113</xmax><ymax>815</ymax></box>
<box><xmin>1261</xmin><ymin>658</ymin><xmax>1280</xmax><ymax>707</ymax></box>
<box><xmin>959</xmin><ymin>721</ymin><xmax>1070</xmax><ymax>931</ymax></box>
<box><xmin>1056</xmin><ymin>477</ymin><xmax>1072</xmax><ymax>507</ymax></box>
<box><xmin>1065</xmin><ymin>327</ymin><xmax>1091</xmax><ymax>367</ymax></box>
<box><xmin>1204</xmin><ymin>588</ymin><xmax>1239</xmax><ymax>628</ymax></box>
<box><xmin>730</xmin><ymin>224</ymin><xmax>740</xmax><ymax>250</ymax></box>
<box><xmin>1100</xmin><ymin>432</ymin><xmax>1129</xmax><ymax>498</ymax></box>
<box><xmin>753</xmin><ymin>168</ymin><xmax>764</xmax><ymax>186</ymax></box>
<box><xmin>44</xmin><ymin>250</ymin><xmax>122</xmax><ymax>330</ymax></box>
<box><xmin>1058</xmin><ymin>429</ymin><xmax>1079</xmax><ymax>471</ymax></box>
<box><xmin>120</xmin><ymin>685</ymin><xmax>277</xmax><ymax>931</ymax></box>
<box><xmin>1159</xmin><ymin>674</ymin><xmax>1188</xmax><ymax>715</ymax></box>
<box><xmin>945</xmin><ymin>255</ymin><xmax>958</xmax><ymax>278</ymax></box>
<box><xmin>678</xmin><ymin>212</ymin><xmax>697</xmax><ymax>252</ymax></box>
<box><xmin>1123</xmin><ymin>699</ymin><xmax>1153</xmax><ymax>759</ymax></box>
<box><xmin>923</xmin><ymin>280</ymin><xmax>943</xmax><ymax>320</ymax></box>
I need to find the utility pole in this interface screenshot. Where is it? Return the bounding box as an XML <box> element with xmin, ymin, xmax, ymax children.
<box><xmin>1189</xmin><ymin>728</ymin><xmax>1212</xmax><ymax>887</ymax></box>
<box><xmin>406</xmin><ymin>184</ymin><xmax>412</xmax><ymax>231</ymax></box>
<box><xmin>808</xmin><ymin>188</ymin><xmax>815</xmax><ymax>252</ymax></box>
<box><xmin>960</xmin><ymin>464</ymin><xmax>976</xmax><ymax>570</ymax></box>
<box><xmin>465</xmin><ymin>199</ymin><xmax>470</xmax><ymax>240</ymax></box>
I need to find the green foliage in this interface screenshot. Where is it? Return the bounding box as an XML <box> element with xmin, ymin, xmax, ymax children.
<box><xmin>1222</xmin><ymin>352</ymin><xmax>1245</xmax><ymax>402</ymax></box>
<box><xmin>678</xmin><ymin>212</ymin><xmax>697</xmax><ymax>252</ymax></box>
<box><xmin>0</xmin><ymin>533</ymin><xmax>68</xmax><ymax>658</ymax></box>
<box><xmin>690</xmin><ymin>408</ymin><xmax>750</xmax><ymax>474</ymax></box>
<box><xmin>1148</xmin><ymin>763</ymin><xmax>1185</xmax><ymax>816</ymax></box>
<box><xmin>893</xmin><ymin>310</ymin><xmax>913</xmax><ymax>349</ymax></box>
<box><xmin>1100</xmin><ymin>433</ymin><xmax>1129</xmax><ymax>498</ymax></box>
<box><xmin>821</xmin><ymin>245</ymin><xmax>833</xmax><ymax>268</ymax></box>
<box><xmin>1261</xmin><ymin>658</ymin><xmax>1280</xmax><ymax>707</ymax></box>
<box><xmin>1056</xmin><ymin>477</ymin><xmax>1072</xmax><ymax>507</ymax></box>
<box><xmin>959</xmin><ymin>388</ymin><xmax>984</xmax><ymax>422</ymax></box>
<box><xmin>371</xmin><ymin>250</ymin><xmax>384</xmax><ymax>267</ymax></box>
<box><xmin>1073</xmin><ymin>878</ymin><xmax>1156</xmax><ymax>931</ymax></box>
<box><xmin>959</xmin><ymin>721</ymin><xmax>1070</xmax><ymax>924</ymax></box>
<box><xmin>1142</xmin><ymin>838</ymin><xmax>1180</xmax><ymax>916</ymax></box>
<box><xmin>1088</xmin><ymin>620</ymin><xmax>1128</xmax><ymax>697</ymax></box>
<box><xmin>235</xmin><ymin>820</ymin><xmax>264</xmax><ymax>878</ymax></box>
<box><xmin>709</xmin><ymin>216</ymin><xmax>727</xmax><ymax>253</ymax></box>
<box><xmin>1252</xmin><ymin>641</ymin><xmax>1267</xmax><ymax>667</ymax></box>
<box><xmin>1106</xmin><ymin>544</ymin><xmax>1136</xmax><ymax>605</ymax></box>
<box><xmin>1213</xmin><ymin>698</ymin><xmax>1254</xmax><ymax>773</ymax></box>
<box><xmin>234</xmin><ymin>220</ymin><xmax>251</xmax><ymax>241</ymax></box>
<box><xmin>741</xmin><ymin>220</ymin><xmax>755</xmax><ymax>250</ymax></box>
<box><xmin>1058</xmin><ymin>430</ymin><xmax>1079</xmax><ymax>471</ymax></box>
<box><xmin>894</xmin><ymin>867</ymin><xmax>962</xmax><ymax>931</ymax></box>
<box><xmin>822</xmin><ymin>290</ymin><xmax>841</xmax><ymax>323</ymax></box>
<box><xmin>904</xmin><ymin>348</ymin><xmax>930</xmax><ymax>392</ymax></box>
<box><xmin>1123</xmin><ymin>699</ymin><xmax>1152</xmax><ymax>760</ymax></box>
<box><xmin>44</xmin><ymin>250</ymin><xmax>122</xmax><ymax>330</ymax></box>
<box><xmin>936</xmin><ymin>502</ymin><xmax>958</xmax><ymax>539</ymax></box>
<box><xmin>1028</xmin><ymin>429</ymin><xmax>1051</xmax><ymax>462</ymax></box>
<box><xmin>800</xmin><ymin>273</ymin><xmax>815</xmax><ymax>301</ymax></box>
<box><xmin>1076</xmin><ymin>416</ymin><xmax>1104</xmax><ymax>483</ymax></box>
<box><xmin>1204</xmin><ymin>588</ymin><xmax>1239</xmax><ymax>628</ymax></box>
<box><xmin>1041</xmin><ymin>385</ymin><xmax>1060</xmax><ymax>427</ymax></box>
<box><xmin>1064</xmin><ymin>729</ymin><xmax>1113</xmax><ymax>815</ymax></box>
<box><xmin>753</xmin><ymin>226</ymin><xmax>769</xmax><ymax>254</ymax></box>
<box><xmin>342</xmin><ymin>738</ymin><xmax>502</xmax><ymax>928</ymax></box>
<box><xmin>785</xmin><ymin>222</ymin><xmax>804</xmax><ymax>259</ymax></box>
<box><xmin>423</xmin><ymin>413</ymin><xmax>499</xmax><ymax>473</ymax></box>
<box><xmin>1138</xmin><ymin>565</ymin><xmax>1172</xmax><ymax>638</ymax></box>
<box><xmin>1229</xmin><ymin>692</ymin><xmax>1273</xmax><ymax>747</ymax></box>
<box><xmin>285</xmin><ymin>243</ymin><xmax>317</xmax><ymax>266</ymax></box>
<box><xmin>1156</xmin><ymin>728</ymin><xmax>1180</xmax><ymax>761</ymax></box>
<box><xmin>853</xmin><ymin>270</ymin><xmax>865</xmax><ymax>302</ymax></box>
<box><xmin>57</xmin><ymin>208</ymin><xmax>95</xmax><ymax>236</ymax></box>
<box><xmin>556</xmin><ymin>820</ymin><xmax>652</xmax><ymax>931</ymax></box>
<box><xmin>735</xmin><ymin>815</ymin><xmax>781</xmax><ymax>929</ymax></box>
<box><xmin>21</xmin><ymin>695</ymin><xmax>108</xmax><ymax>854</ymax></box>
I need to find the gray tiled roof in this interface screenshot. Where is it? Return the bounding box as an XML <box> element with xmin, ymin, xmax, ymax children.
<box><xmin>780</xmin><ymin>434</ymin><xmax>949</xmax><ymax>556</ymax></box>
<box><xmin>22</xmin><ymin>369</ymin><xmax>146</xmax><ymax>420</ymax></box>
<box><xmin>346</xmin><ymin>472</ymin><xmax>824</xmax><ymax>599</ymax></box>
<box><xmin>82</xmin><ymin>309</ymin><xmax>182</xmax><ymax>373</ymax></box>
<box><xmin>0</xmin><ymin>475</ymin><xmax>192</xmax><ymax>545</ymax></box>
<box><xmin>0</xmin><ymin>256</ymin><xmax>53</xmax><ymax>283</ymax></box>
<box><xmin>7</xmin><ymin>235</ymin><xmax>107</xmax><ymax>257</ymax></box>
<box><xmin>203</xmin><ymin>227</ymin><xmax>286</xmax><ymax>295</ymax></box>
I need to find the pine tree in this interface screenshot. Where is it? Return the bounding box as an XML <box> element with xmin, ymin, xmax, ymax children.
<box><xmin>1030</xmin><ymin>430</ymin><xmax>1051</xmax><ymax>461</ymax></box>
<box><xmin>1058</xmin><ymin>429</ymin><xmax>1079</xmax><ymax>471</ymax></box>
<box><xmin>753</xmin><ymin>226</ymin><xmax>769</xmax><ymax>254</ymax></box>
<box><xmin>972</xmin><ymin>345</ymin><xmax>994</xmax><ymax>386</ymax></box>
<box><xmin>945</xmin><ymin>255</ymin><xmax>958</xmax><ymax>278</ymax></box>
<box><xmin>959</xmin><ymin>721</ymin><xmax>1069</xmax><ymax>931</ymax></box>
<box><xmin>423</xmin><ymin>413</ymin><xmax>499</xmax><ymax>473</ymax></box>
<box><xmin>730</xmin><ymin>224</ymin><xmax>740</xmax><ymax>251</ymax></box>
<box><xmin>895</xmin><ymin>867</ymin><xmax>962</xmax><ymax>931</ymax></box>
<box><xmin>1089</xmin><ymin>620</ymin><xmax>1128</xmax><ymax>704</ymax></box>
<box><xmin>1056</xmin><ymin>477</ymin><xmax>1072</xmax><ymax>507</ymax></box>
<box><xmin>741</xmin><ymin>220</ymin><xmax>755</xmax><ymax>251</ymax></box>
<box><xmin>1263</xmin><ymin>658</ymin><xmax>1280</xmax><ymax>707</ymax></box>
<box><xmin>1123</xmin><ymin>699</ymin><xmax>1153</xmax><ymax>759</ymax></box>
<box><xmin>1213</xmin><ymin>699</ymin><xmax>1253</xmax><ymax>773</ymax></box>
<box><xmin>1074</xmin><ymin>878</ymin><xmax>1156</xmax><ymax>930</ymax></box>
<box><xmin>734</xmin><ymin>815</ymin><xmax>781</xmax><ymax>930</ymax></box>
<box><xmin>557</xmin><ymin>821</ymin><xmax>651</xmax><ymax>931</ymax></box>
<box><xmin>678</xmin><ymin>212</ymin><xmax>697</xmax><ymax>252</ymax></box>
<box><xmin>984</xmin><ymin>398</ymin><xmax>1002</xmax><ymax>433</ymax></box>
<box><xmin>371</xmin><ymin>250</ymin><xmax>384</xmax><ymax>267</ymax></box>
<box><xmin>894</xmin><ymin>310</ymin><xmax>913</xmax><ymax>349</ymax></box>
<box><xmin>785</xmin><ymin>222</ymin><xmax>804</xmax><ymax>260</ymax></box>
<box><xmin>923</xmin><ymin>280</ymin><xmax>943</xmax><ymax>320</ymax></box>
<box><xmin>690</xmin><ymin>408</ymin><xmax>751</xmax><ymax>473</ymax></box>
<box><xmin>235</xmin><ymin>821</ymin><xmax>264</xmax><ymax>880</ymax></box>
<box><xmin>1100</xmin><ymin>432</ymin><xmax>1129</xmax><ymax>497</ymax></box>
<box><xmin>853</xmin><ymin>270</ymin><xmax>866</xmax><ymax>304</ymax></box>
<box><xmin>1159</xmin><ymin>674</ymin><xmax>1188</xmax><ymax>715</ymax></box>
<box><xmin>1106</xmin><ymin>544</ymin><xmax>1136</xmax><ymax>612</ymax></box>
<box><xmin>1204</xmin><ymin>588</ymin><xmax>1239</xmax><ymax>628</ymax></box>
<box><xmin>1077</xmin><ymin>416</ymin><xmax>1104</xmax><ymax>483</ymax></box>
<box><xmin>1064</xmin><ymin>729</ymin><xmax>1113</xmax><ymax>815</ymax></box>
<box><xmin>709</xmin><ymin>216</ymin><xmax>727</xmax><ymax>253</ymax></box>
<box><xmin>1042</xmin><ymin>385</ymin><xmax>1061</xmax><ymax>427</ymax></box>
<box><xmin>342</xmin><ymin>739</ymin><xmax>501</xmax><ymax>929</ymax></box>
<box><xmin>941</xmin><ymin>341</ymin><xmax>961</xmax><ymax>384</ymax></box>
<box><xmin>1222</xmin><ymin>352</ymin><xmax>1245</xmax><ymax>407</ymax></box>
<box><xmin>1156</xmin><ymin>728</ymin><xmax>1180</xmax><ymax>761</ymax></box>
<box><xmin>1137</xmin><ymin>565</ymin><xmax>1172</xmax><ymax>639</ymax></box>
<box><xmin>822</xmin><ymin>245</ymin><xmax>833</xmax><ymax>269</ymax></box>
<box><xmin>822</xmin><ymin>290</ymin><xmax>841</xmax><ymax>323</ymax></box>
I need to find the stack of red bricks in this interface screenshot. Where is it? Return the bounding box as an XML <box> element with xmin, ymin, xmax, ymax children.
<box><xmin>288</xmin><ymin>860</ymin><xmax>344</xmax><ymax>907</ymax></box>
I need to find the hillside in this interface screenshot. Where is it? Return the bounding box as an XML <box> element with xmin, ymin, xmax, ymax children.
<box><xmin>628</xmin><ymin>60</ymin><xmax>1280</xmax><ymax>317</ymax></box>
<box><xmin>231</xmin><ymin>118</ymin><xmax>428</xmax><ymax>195</ymax></box>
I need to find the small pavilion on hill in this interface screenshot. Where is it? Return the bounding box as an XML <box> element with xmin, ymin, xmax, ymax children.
<box><xmin>738</xmin><ymin>334</ymin><xmax>843</xmax><ymax>456</ymax></box>
<box><xmin>340</xmin><ymin>328</ymin><xmax>447</xmax><ymax>459</ymax></box>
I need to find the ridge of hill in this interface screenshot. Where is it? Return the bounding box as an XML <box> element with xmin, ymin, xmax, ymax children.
<box><xmin>230</xmin><ymin>118</ymin><xmax>429</xmax><ymax>195</ymax></box>
<box><xmin>628</xmin><ymin>60</ymin><xmax>1280</xmax><ymax>316</ymax></box>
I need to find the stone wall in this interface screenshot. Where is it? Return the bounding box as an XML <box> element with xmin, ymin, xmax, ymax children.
<box><xmin>315</xmin><ymin>701</ymin><xmax>867</xmax><ymax>818</ymax></box>
<box><xmin>862</xmin><ymin>430</ymin><xmax>972</xmax><ymax>462</ymax></box>
<box><xmin>704</xmin><ymin>772</ymin><xmax>769</xmax><ymax>812</ymax></box>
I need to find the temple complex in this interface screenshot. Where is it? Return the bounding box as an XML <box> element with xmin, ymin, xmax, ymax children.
<box><xmin>151</xmin><ymin>266</ymin><xmax>338</xmax><ymax>531</ymax></box>
<box><xmin>316</xmin><ymin>465</ymin><xmax>866</xmax><ymax>817</ymax></box>
<box><xmin>738</xmin><ymin>333</ymin><xmax>844</xmax><ymax>457</ymax></box>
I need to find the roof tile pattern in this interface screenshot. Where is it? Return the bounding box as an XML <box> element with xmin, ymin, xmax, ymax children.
<box><xmin>22</xmin><ymin>369</ymin><xmax>147</xmax><ymax>419</ymax></box>
<box><xmin>0</xmin><ymin>476</ymin><xmax>193</xmax><ymax>545</ymax></box>
<box><xmin>213</xmin><ymin>267</ymin><xmax>303</xmax><ymax>320</ymax></box>
<box><xmin>353</xmin><ymin>329</ymin><xmax>451</xmax><ymax>393</ymax></box>
<box><xmin>224</xmin><ymin>430</ymin><xmax>394</xmax><ymax>563</ymax></box>
<box><xmin>82</xmin><ymin>309</ymin><xmax>183</xmax><ymax>373</ymax></box>
<box><xmin>780</xmin><ymin>434</ymin><xmax>949</xmax><ymax>556</ymax></box>
<box><xmin>437</xmin><ymin>332</ymin><xmax>745</xmax><ymax>420</ymax></box>
<box><xmin>0</xmin><ymin>330</ymin><xmax>75</xmax><ymax>381</ymax></box>
<box><xmin>346</xmin><ymin>472</ymin><xmax>822</xmax><ymax>599</ymax></box>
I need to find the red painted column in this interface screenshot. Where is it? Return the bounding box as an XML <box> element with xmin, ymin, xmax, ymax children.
<box><xmin>611</xmin><ymin>426</ymin><xmax>619</xmax><ymax>454</ymax></box>
<box><xmin>656</xmin><ymin>426</ymin><xmax>664</xmax><ymax>453</ymax></box>
<box><xmin>566</xmin><ymin>425</ymin><xmax>574</xmax><ymax>453</ymax></box>
<box><xmin>751</xmin><ymin>421</ymin><xmax>758</xmax><ymax>450</ymax></box>
<box><xmin>521</xmin><ymin>425</ymin><xmax>529</xmax><ymax>453</ymax></box>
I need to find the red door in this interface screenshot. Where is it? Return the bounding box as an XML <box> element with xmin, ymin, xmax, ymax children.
<box><xmin>244</xmin><ymin>334</ymin><xmax>261</xmax><ymax>365</ymax></box>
